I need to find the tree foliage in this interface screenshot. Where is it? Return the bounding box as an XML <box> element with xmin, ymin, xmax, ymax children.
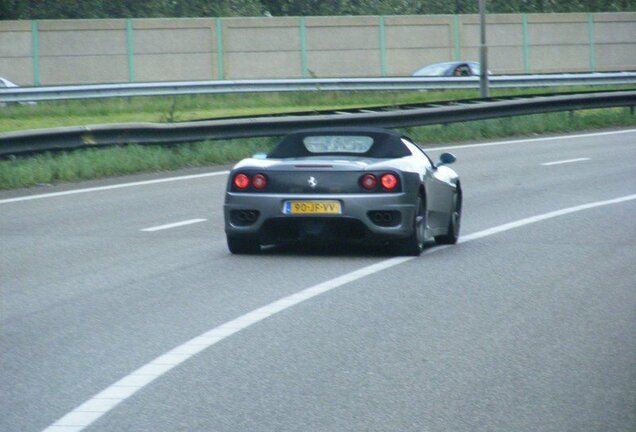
<box><xmin>1</xmin><ymin>0</ymin><xmax>634</xmax><ymax>20</ymax></box>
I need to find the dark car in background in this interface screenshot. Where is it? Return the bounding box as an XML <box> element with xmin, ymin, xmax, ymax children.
<box><xmin>412</xmin><ymin>61</ymin><xmax>483</xmax><ymax>77</ymax></box>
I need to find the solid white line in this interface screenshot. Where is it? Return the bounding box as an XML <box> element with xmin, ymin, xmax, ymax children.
<box><xmin>141</xmin><ymin>219</ymin><xmax>207</xmax><ymax>232</ymax></box>
<box><xmin>541</xmin><ymin>157</ymin><xmax>591</xmax><ymax>166</ymax></box>
<box><xmin>423</xmin><ymin>128</ymin><xmax>636</xmax><ymax>152</ymax></box>
<box><xmin>0</xmin><ymin>171</ymin><xmax>229</xmax><ymax>205</ymax></box>
<box><xmin>459</xmin><ymin>194</ymin><xmax>636</xmax><ymax>243</ymax></box>
<box><xmin>3</xmin><ymin>129</ymin><xmax>635</xmax><ymax>206</ymax></box>
<box><xmin>42</xmin><ymin>192</ymin><xmax>636</xmax><ymax>432</ymax></box>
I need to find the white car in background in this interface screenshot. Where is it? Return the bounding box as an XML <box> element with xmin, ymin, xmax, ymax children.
<box><xmin>0</xmin><ymin>76</ymin><xmax>19</xmax><ymax>88</ymax></box>
<box><xmin>0</xmin><ymin>77</ymin><xmax>36</xmax><ymax>106</ymax></box>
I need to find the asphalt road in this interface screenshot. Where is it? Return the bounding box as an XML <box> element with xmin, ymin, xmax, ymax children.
<box><xmin>1</xmin><ymin>129</ymin><xmax>635</xmax><ymax>432</ymax></box>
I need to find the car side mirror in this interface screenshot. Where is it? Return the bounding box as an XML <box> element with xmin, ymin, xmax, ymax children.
<box><xmin>436</xmin><ymin>152</ymin><xmax>456</xmax><ymax>167</ymax></box>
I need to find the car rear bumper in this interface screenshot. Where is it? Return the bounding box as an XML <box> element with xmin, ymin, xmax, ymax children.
<box><xmin>224</xmin><ymin>192</ymin><xmax>416</xmax><ymax>244</ymax></box>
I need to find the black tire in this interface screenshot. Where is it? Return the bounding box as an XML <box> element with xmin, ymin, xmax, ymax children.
<box><xmin>435</xmin><ymin>186</ymin><xmax>462</xmax><ymax>245</ymax></box>
<box><xmin>227</xmin><ymin>235</ymin><xmax>260</xmax><ymax>254</ymax></box>
<box><xmin>392</xmin><ymin>195</ymin><xmax>426</xmax><ymax>256</ymax></box>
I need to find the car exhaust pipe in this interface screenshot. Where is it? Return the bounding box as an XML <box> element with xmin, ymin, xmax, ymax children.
<box><xmin>371</xmin><ymin>211</ymin><xmax>393</xmax><ymax>224</ymax></box>
<box><xmin>369</xmin><ymin>210</ymin><xmax>400</xmax><ymax>227</ymax></box>
<box><xmin>231</xmin><ymin>210</ymin><xmax>259</xmax><ymax>226</ymax></box>
<box><xmin>244</xmin><ymin>210</ymin><xmax>258</xmax><ymax>223</ymax></box>
<box><xmin>372</xmin><ymin>212</ymin><xmax>384</xmax><ymax>224</ymax></box>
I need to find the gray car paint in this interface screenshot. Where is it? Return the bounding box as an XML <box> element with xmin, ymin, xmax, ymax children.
<box><xmin>223</xmin><ymin>135</ymin><xmax>459</xmax><ymax>247</ymax></box>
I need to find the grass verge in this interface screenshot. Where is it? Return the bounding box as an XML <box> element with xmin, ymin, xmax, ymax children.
<box><xmin>0</xmin><ymin>137</ymin><xmax>278</xmax><ymax>190</ymax></box>
<box><xmin>1</xmin><ymin>85</ymin><xmax>633</xmax><ymax>133</ymax></box>
<box><xmin>1</xmin><ymin>107</ymin><xmax>634</xmax><ymax>191</ymax></box>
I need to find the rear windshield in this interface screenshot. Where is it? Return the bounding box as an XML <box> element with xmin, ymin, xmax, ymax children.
<box><xmin>267</xmin><ymin>130</ymin><xmax>412</xmax><ymax>159</ymax></box>
<box><xmin>303</xmin><ymin>135</ymin><xmax>374</xmax><ymax>154</ymax></box>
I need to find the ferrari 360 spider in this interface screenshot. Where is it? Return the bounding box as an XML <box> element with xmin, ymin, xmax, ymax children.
<box><xmin>224</xmin><ymin>127</ymin><xmax>461</xmax><ymax>255</ymax></box>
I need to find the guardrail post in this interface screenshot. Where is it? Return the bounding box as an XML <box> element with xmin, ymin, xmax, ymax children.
<box><xmin>126</xmin><ymin>19</ymin><xmax>135</xmax><ymax>83</ymax></box>
<box><xmin>216</xmin><ymin>17</ymin><xmax>225</xmax><ymax>80</ymax></box>
<box><xmin>31</xmin><ymin>20</ymin><xmax>40</xmax><ymax>86</ymax></box>
<box><xmin>379</xmin><ymin>16</ymin><xmax>387</xmax><ymax>77</ymax></box>
<box><xmin>588</xmin><ymin>14</ymin><xmax>596</xmax><ymax>72</ymax></box>
<box><xmin>300</xmin><ymin>17</ymin><xmax>308</xmax><ymax>78</ymax></box>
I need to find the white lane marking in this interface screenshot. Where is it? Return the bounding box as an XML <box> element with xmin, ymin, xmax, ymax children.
<box><xmin>42</xmin><ymin>192</ymin><xmax>636</xmax><ymax>432</ymax></box>
<box><xmin>424</xmin><ymin>128</ymin><xmax>636</xmax><ymax>152</ymax></box>
<box><xmin>459</xmin><ymin>194</ymin><xmax>636</xmax><ymax>243</ymax></box>
<box><xmin>3</xmin><ymin>128</ymin><xmax>636</xmax><ymax>205</ymax></box>
<box><xmin>0</xmin><ymin>171</ymin><xmax>229</xmax><ymax>205</ymax></box>
<box><xmin>541</xmin><ymin>157</ymin><xmax>591</xmax><ymax>166</ymax></box>
<box><xmin>141</xmin><ymin>219</ymin><xmax>207</xmax><ymax>232</ymax></box>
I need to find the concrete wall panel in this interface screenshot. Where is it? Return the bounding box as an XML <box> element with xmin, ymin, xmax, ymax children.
<box><xmin>39</xmin><ymin>30</ymin><xmax>127</xmax><ymax>55</ymax></box>
<box><xmin>595</xmin><ymin>22</ymin><xmax>636</xmax><ymax>43</ymax></box>
<box><xmin>0</xmin><ymin>31</ymin><xmax>31</xmax><ymax>57</ymax></box>
<box><xmin>40</xmin><ymin>55</ymin><xmax>128</xmax><ymax>84</ymax></box>
<box><xmin>595</xmin><ymin>45</ymin><xmax>636</xmax><ymax>71</ymax></box>
<box><xmin>226</xmin><ymin>51</ymin><xmax>300</xmax><ymax>79</ymax></box>
<box><xmin>224</xmin><ymin>17</ymin><xmax>299</xmax><ymax>52</ymax></box>
<box><xmin>132</xmin><ymin>19</ymin><xmax>217</xmax><ymax>81</ymax></box>
<box><xmin>135</xmin><ymin>54</ymin><xmax>213</xmax><ymax>81</ymax></box>
<box><xmin>529</xmin><ymin>46</ymin><xmax>589</xmax><ymax>72</ymax></box>
<box><xmin>462</xmin><ymin>22</ymin><xmax>523</xmax><ymax>46</ymax></box>
<box><xmin>37</xmin><ymin>19</ymin><xmax>124</xmax><ymax>31</ymax></box>
<box><xmin>0</xmin><ymin>13</ymin><xmax>634</xmax><ymax>84</ymax></box>
<box><xmin>134</xmin><ymin>28</ymin><xmax>212</xmax><ymax>54</ymax></box>
<box><xmin>489</xmin><ymin>46</ymin><xmax>524</xmax><ymax>73</ymax></box>
<box><xmin>0</xmin><ymin>58</ymin><xmax>33</xmax><ymax>84</ymax></box>
<box><xmin>304</xmin><ymin>16</ymin><xmax>380</xmax><ymax>77</ymax></box>
<box><xmin>387</xmin><ymin>48</ymin><xmax>451</xmax><ymax>75</ymax></box>
<box><xmin>306</xmin><ymin>26</ymin><xmax>378</xmax><ymax>50</ymax></box>
<box><xmin>528</xmin><ymin>22</ymin><xmax>588</xmax><ymax>45</ymax></box>
<box><xmin>133</xmin><ymin>18</ymin><xmax>216</xmax><ymax>30</ymax></box>
<box><xmin>386</xmin><ymin>23</ymin><xmax>451</xmax><ymax>49</ymax></box>
<box><xmin>0</xmin><ymin>21</ymin><xmax>32</xmax><ymax>85</ymax></box>
<box><xmin>225</xmin><ymin>27</ymin><xmax>299</xmax><ymax>52</ymax></box>
<box><xmin>309</xmin><ymin>50</ymin><xmax>380</xmax><ymax>77</ymax></box>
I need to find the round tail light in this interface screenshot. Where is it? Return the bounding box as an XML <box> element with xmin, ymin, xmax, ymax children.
<box><xmin>360</xmin><ymin>174</ymin><xmax>377</xmax><ymax>190</ymax></box>
<box><xmin>381</xmin><ymin>173</ymin><xmax>398</xmax><ymax>190</ymax></box>
<box><xmin>233</xmin><ymin>173</ymin><xmax>250</xmax><ymax>190</ymax></box>
<box><xmin>252</xmin><ymin>174</ymin><xmax>267</xmax><ymax>190</ymax></box>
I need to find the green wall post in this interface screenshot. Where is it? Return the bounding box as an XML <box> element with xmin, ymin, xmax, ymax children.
<box><xmin>588</xmin><ymin>14</ymin><xmax>596</xmax><ymax>72</ymax></box>
<box><xmin>216</xmin><ymin>17</ymin><xmax>225</xmax><ymax>80</ymax></box>
<box><xmin>31</xmin><ymin>20</ymin><xmax>40</xmax><ymax>86</ymax></box>
<box><xmin>300</xmin><ymin>17</ymin><xmax>308</xmax><ymax>78</ymax></box>
<box><xmin>126</xmin><ymin>19</ymin><xmax>135</xmax><ymax>83</ymax></box>
<box><xmin>522</xmin><ymin>15</ymin><xmax>530</xmax><ymax>73</ymax></box>
<box><xmin>453</xmin><ymin>15</ymin><xmax>461</xmax><ymax>61</ymax></box>
<box><xmin>379</xmin><ymin>16</ymin><xmax>387</xmax><ymax>77</ymax></box>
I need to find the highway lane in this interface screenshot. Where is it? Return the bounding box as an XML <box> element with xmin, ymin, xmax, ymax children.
<box><xmin>1</xmin><ymin>129</ymin><xmax>635</xmax><ymax>431</ymax></box>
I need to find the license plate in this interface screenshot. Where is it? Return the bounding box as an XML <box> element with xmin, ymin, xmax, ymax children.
<box><xmin>283</xmin><ymin>200</ymin><xmax>341</xmax><ymax>215</ymax></box>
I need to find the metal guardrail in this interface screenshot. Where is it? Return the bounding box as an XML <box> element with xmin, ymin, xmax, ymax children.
<box><xmin>1</xmin><ymin>73</ymin><xmax>636</xmax><ymax>103</ymax></box>
<box><xmin>1</xmin><ymin>91</ymin><xmax>635</xmax><ymax>157</ymax></box>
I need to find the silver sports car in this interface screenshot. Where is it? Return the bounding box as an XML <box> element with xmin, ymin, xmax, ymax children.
<box><xmin>224</xmin><ymin>128</ymin><xmax>461</xmax><ymax>255</ymax></box>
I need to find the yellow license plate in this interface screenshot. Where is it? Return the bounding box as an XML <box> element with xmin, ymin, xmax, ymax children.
<box><xmin>283</xmin><ymin>200</ymin><xmax>341</xmax><ymax>215</ymax></box>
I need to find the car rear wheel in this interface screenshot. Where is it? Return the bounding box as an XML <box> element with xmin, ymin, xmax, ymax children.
<box><xmin>392</xmin><ymin>195</ymin><xmax>425</xmax><ymax>256</ymax></box>
<box><xmin>435</xmin><ymin>186</ymin><xmax>462</xmax><ymax>245</ymax></box>
<box><xmin>227</xmin><ymin>235</ymin><xmax>260</xmax><ymax>254</ymax></box>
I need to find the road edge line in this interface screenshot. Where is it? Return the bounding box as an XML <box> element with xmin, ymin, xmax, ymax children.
<box><xmin>41</xmin><ymin>192</ymin><xmax>636</xmax><ymax>432</ymax></box>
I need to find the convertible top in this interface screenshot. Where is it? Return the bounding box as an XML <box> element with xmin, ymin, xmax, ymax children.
<box><xmin>267</xmin><ymin>127</ymin><xmax>412</xmax><ymax>159</ymax></box>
